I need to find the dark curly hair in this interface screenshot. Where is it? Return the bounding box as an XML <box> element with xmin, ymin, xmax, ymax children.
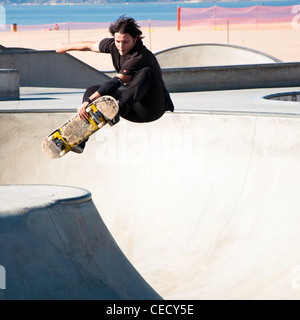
<box><xmin>109</xmin><ymin>16</ymin><xmax>144</xmax><ymax>39</ymax></box>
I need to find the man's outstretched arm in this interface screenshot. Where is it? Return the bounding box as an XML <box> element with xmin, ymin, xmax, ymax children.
<box><xmin>56</xmin><ymin>41</ymin><xmax>101</xmax><ymax>53</ymax></box>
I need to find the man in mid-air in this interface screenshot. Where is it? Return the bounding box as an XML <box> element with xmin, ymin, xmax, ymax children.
<box><xmin>56</xmin><ymin>15</ymin><xmax>174</xmax><ymax>153</ymax></box>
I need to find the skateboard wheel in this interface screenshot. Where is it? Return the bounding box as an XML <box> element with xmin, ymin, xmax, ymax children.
<box><xmin>86</xmin><ymin>106</ymin><xmax>92</xmax><ymax>113</ymax></box>
<box><xmin>47</xmin><ymin>135</ymin><xmax>54</xmax><ymax>141</ymax></box>
<box><xmin>98</xmin><ymin>122</ymin><xmax>105</xmax><ymax>129</ymax></box>
<box><xmin>59</xmin><ymin>150</ymin><xmax>67</xmax><ymax>157</ymax></box>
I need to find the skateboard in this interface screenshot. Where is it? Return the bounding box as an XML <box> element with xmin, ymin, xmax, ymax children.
<box><xmin>42</xmin><ymin>95</ymin><xmax>119</xmax><ymax>159</ymax></box>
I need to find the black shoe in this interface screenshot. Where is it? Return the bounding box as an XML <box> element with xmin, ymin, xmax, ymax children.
<box><xmin>71</xmin><ymin>139</ymin><xmax>87</xmax><ymax>154</ymax></box>
<box><xmin>71</xmin><ymin>145</ymin><xmax>84</xmax><ymax>154</ymax></box>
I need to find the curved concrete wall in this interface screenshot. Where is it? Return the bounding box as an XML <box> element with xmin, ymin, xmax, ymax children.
<box><xmin>1</xmin><ymin>110</ymin><xmax>300</xmax><ymax>299</ymax></box>
<box><xmin>155</xmin><ymin>43</ymin><xmax>281</xmax><ymax>68</ymax></box>
<box><xmin>0</xmin><ymin>185</ymin><xmax>161</xmax><ymax>300</ymax></box>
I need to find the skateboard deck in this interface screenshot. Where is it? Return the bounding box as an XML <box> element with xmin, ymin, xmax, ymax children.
<box><xmin>42</xmin><ymin>95</ymin><xmax>119</xmax><ymax>159</ymax></box>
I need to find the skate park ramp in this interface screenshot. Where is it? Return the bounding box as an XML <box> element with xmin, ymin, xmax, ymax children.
<box><xmin>155</xmin><ymin>43</ymin><xmax>281</xmax><ymax>68</ymax></box>
<box><xmin>1</xmin><ymin>86</ymin><xmax>300</xmax><ymax>299</ymax></box>
<box><xmin>0</xmin><ymin>50</ymin><xmax>110</xmax><ymax>88</ymax></box>
<box><xmin>0</xmin><ymin>185</ymin><xmax>161</xmax><ymax>300</ymax></box>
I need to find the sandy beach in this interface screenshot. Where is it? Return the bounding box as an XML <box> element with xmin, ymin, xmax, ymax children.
<box><xmin>1</xmin><ymin>24</ymin><xmax>300</xmax><ymax>70</ymax></box>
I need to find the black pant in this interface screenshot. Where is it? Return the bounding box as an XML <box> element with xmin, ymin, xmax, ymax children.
<box><xmin>83</xmin><ymin>67</ymin><xmax>166</xmax><ymax>123</ymax></box>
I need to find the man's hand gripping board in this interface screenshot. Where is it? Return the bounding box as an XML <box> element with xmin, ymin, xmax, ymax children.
<box><xmin>41</xmin><ymin>96</ymin><xmax>119</xmax><ymax>159</ymax></box>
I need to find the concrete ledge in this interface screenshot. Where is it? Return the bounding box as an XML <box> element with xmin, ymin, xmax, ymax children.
<box><xmin>0</xmin><ymin>69</ymin><xmax>20</xmax><ymax>100</ymax></box>
<box><xmin>163</xmin><ymin>62</ymin><xmax>300</xmax><ymax>92</ymax></box>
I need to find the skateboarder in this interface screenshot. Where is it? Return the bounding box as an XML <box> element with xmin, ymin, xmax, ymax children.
<box><xmin>56</xmin><ymin>16</ymin><xmax>174</xmax><ymax>153</ymax></box>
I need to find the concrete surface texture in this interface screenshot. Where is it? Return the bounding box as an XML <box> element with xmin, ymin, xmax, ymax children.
<box><xmin>0</xmin><ymin>50</ymin><xmax>110</xmax><ymax>88</ymax></box>
<box><xmin>162</xmin><ymin>62</ymin><xmax>300</xmax><ymax>93</ymax></box>
<box><xmin>0</xmin><ymin>185</ymin><xmax>161</xmax><ymax>300</ymax></box>
<box><xmin>0</xmin><ymin>69</ymin><xmax>20</xmax><ymax>100</ymax></box>
<box><xmin>155</xmin><ymin>43</ymin><xmax>281</xmax><ymax>68</ymax></box>
<box><xmin>1</xmin><ymin>85</ymin><xmax>300</xmax><ymax>299</ymax></box>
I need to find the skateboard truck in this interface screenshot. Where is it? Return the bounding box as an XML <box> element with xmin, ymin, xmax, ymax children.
<box><xmin>53</xmin><ymin>137</ymin><xmax>64</xmax><ymax>149</ymax></box>
<box><xmin>86</xmin><ymin>107</ymin><xmax>104</xmax><ymax>128</ymax></box>
<box><xmin>47</xmin><ymin>133</ymin><xmax>70</xmax><ymax>157</ymax></box>
<box><xmin>86</xmin><ymin>103</ymin><xmax>120</xmax><ymax>127</ymax></box>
